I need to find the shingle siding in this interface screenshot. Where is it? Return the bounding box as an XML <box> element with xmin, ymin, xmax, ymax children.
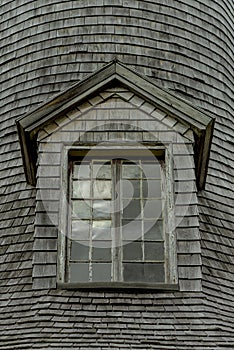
<box><xmin>0</xmin><ymin>0</ymin><xmax>233</xmax><ymax>348</ymax></box>
<box><xmin>33</xmin><ymin>88</ymin><xmax>200</xmax><ymax>293</ymax></box>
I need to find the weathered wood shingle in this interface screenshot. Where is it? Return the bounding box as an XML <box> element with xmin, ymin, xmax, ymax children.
<box><xmin>0</xmin><ymin>0</ymin><xmax>233</xmax><ymax>349</ymax></box>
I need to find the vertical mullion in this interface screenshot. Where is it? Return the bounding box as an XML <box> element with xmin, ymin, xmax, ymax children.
<box><xmin>89</xmin><ymin>160</ymin><xmax>93</xmax><ymax>282</ymax></box>
<box><xmin>66</xmin><ymin>160</ymin><xmax>73</xmax><ymax>282</ymax></box>
<box><xmin>112</xmin><ymin>159</ymin><xmax>122</xmax><ymax>281</ymax></box>
<box><xmin>140</xmin><ymin>160</ymin><xmax>144</xmax><ymax>262</ymax></box>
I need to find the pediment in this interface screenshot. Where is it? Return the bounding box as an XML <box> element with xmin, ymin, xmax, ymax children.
<box><xmin>16</xmin><ymin>59</ymin><xmax>215</xmax><ymax>189</ymax></box>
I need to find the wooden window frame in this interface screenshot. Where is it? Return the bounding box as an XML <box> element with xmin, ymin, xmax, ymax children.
<box><xmin>57</xmin><ymin>144</ymin><xmax>178</xmax><ymax>291</ymax></box>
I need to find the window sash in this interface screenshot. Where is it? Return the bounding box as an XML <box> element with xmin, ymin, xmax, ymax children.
<box><xmin>67</xmin><ymin>156</ymin><xmax>166</xmax><ymax>283</ymax></box>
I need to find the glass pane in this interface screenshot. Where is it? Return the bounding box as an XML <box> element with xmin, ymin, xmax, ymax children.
<box><xmin>144</xmin><ymin>242</ymin><xmax>164</xmax><ymax>261</ymax></box>
<box><xmin>92</xmin><ymin>221</ymin><xmax>111</xmax><ymax>240</ymax></box>
<box><xmin>123</xmin><ymin>199</ymin><xmax>141</xmax><ymax>219</ymax></box>
<box><xmin>122</xmin><ymin>220</ymin><xmax>142</xmax><ymax>241</ymax></box>
<box><xmin>93</xmin><ymin>180</ymin><xmax>112</xmax><ymax>199</ymax></box>
<box><xmin>143</xmin><ymin>180</ymin><xmax>161</xmax><ymax>198</ymax></box>
<box><xmin>92</xmin><ymin>263</ymin><xmax>111</xmax><ymax>282</ymax></box>
<box><xmin>142</xmin><ymin>162</ymin><xmax>161</xmax><ymax>179</ymax></box>
<box><xmin>93</xmin><ymin>163</ymin><xmax>111</xmax><ymax>179</ymax></box>
<box><xmin>71</xmin><ymin>241</ymin><xmax>89</xmax><ymax>260</ymax></box>
<box><xmin>73</xmin><ymin>180</ymin><xmax>90</xmax><ymax>198</ymax></box>
<box><xmin>143</xmin><ymin>200</ymin><xmax>162</xmax><ymax>219</ymax></box>
<box><xmin>144</xmin><ymin>220</ymin><xmax>163</xmax><ymax>240</ymax></box>
<box><xmin>123</xmin><ymin>241</ymin><xmax>142</xmax><ymax>261</ymax></box>
<box><xmin>92</xmin><ymin>244</ymin><xmax>111</xmax><ymax>261</ymax></box>
<box><xmin>73</xmin><ymin>200</ymin><xmax>91</xmax><ymax>219</ymax></box>
<box><xmin>74</xmin><ymin>163</ymin><xmax>90</xmax><ymax>179</ymax></box>
<box><xmin>122</xmin><ymin>163</ymin><xmax>141</xmax><ymax>179</ymax></box>
<box><xmin>142</xmin><ymin>180</ymin><xmax>148</xmax><ymax>198</ymax></box>
<box><xmin>69</xmin><ymin>263</ymin><xmax>89</xmax><ymax>282</ymax></box>
<box><xmin>123</xmin><ymin>263</ymin><xmax>144</xmax><ymax>282</ymax></box>
<box><xmin>122</xmin><ymin>179</ymin><xmax>140</xmax><ymax>198</ymax></box>
<box><xmin>123</xmin><ymin>263</ymin><xmax>165</xmax><ymax>283</ymax></box>
<box><xmin>93</xmin><ymin>200</ymin><xmax>112</xmax><ymax>219</ymax></box>
<box><xmin>72</xmin><ymin>220</ymin><xmax>90</xmax><ymax>240</ymax></box>
<box><xmin>144</xmin><ymin>263</ymin><xmax>165</xmax><ymax>283</ymax></box>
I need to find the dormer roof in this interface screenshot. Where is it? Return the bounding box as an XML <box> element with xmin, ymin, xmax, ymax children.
<box><xmin>16</xmin><ymin>59</ymin><xmax>215</xmax><ymax>189</ymax></box>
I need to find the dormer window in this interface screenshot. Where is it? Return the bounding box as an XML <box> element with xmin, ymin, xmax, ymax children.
<box><xmin>16</xmin><ymin>60</ymin><xmax>214</xmax><ymax>291</ymax></box>
<box><xmin>65</xmin><ymin>149</ymin><xmax>171</xmax><ymax>286</ymax></box>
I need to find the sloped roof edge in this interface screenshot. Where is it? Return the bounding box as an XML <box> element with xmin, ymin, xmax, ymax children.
<box><xmin>16</xmin><ymin>59</ymin><xmax>215</xmax><ymax>189</ymax></box>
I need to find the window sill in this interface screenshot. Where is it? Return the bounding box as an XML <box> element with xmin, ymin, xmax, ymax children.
<box><xmin>57</xmin><ymin>281</ymin><xmax>179</xmax><ymax>292</ymax></box>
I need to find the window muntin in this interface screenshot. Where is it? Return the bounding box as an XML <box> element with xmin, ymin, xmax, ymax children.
<box><xmin>66</xmin><ymin>153</ymin><xmax>167</xmax><ymax>284</ymax></box>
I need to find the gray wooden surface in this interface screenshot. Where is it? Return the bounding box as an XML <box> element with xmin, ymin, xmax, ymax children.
<box><xmin>0</xmin><ymin>0</ymin><xmax>233</xmax><ymax>349</ymax></box>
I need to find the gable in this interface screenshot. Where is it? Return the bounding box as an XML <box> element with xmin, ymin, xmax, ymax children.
<box><xmin>38</xmin><ymin>88</ymin><xmax>194</xmax><ymax>144</ymax></box>
<box><xmin>16</xmin><ymin>60</ymin><xmax>215</xmax><ymax>189</ymax></box>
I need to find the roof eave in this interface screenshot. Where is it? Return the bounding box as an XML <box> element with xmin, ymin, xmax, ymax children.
<box><xmin>16</xmin><ymin>60</ymin><xmax>215</xmax><ymax>189</ymax></box>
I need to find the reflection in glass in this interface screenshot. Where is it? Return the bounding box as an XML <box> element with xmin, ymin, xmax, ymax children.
<box><xmin>72</xmin><ymin>220</ymin><xmax>90</xmax><ymax>240</ymax></box>
<box><xmin>73</xmin><ymin>163</ymin><xmax>90</xmax><ymax>179</ymax></box>
<box><xmin>93</xmin><ymin>200</ymin><xmax>112</xmax><ymax>219</ymax></box>
<box><xmin>93</xmin><ymin>163</ymin><xmax>111</xmax><ymax>179</ymax></box>
<box><xmin>122</xmin><ymin>163</ymin><xmax>141</xmax><ymax>179</ymax></box>
<box><xmin>92</xmin><ymin>221</ymin><xmax>111</xmax><ymax>240</ymax></box>
<box><xmin>73</xmin><ymin>180</ymin><xmax>90</xmax><ymax>198</ymax></box>
<box><xmin>70</xmin><ymin>157</ymin><xmax>166</xmax><ymax>284</ymax></box>
<box><xmin>93</xmin><ymin>180</ymin><xmax>112</xmax><ymax>199</ymax></box>
<box><xmin>72</xmin><ymin>200</ymin><xmax>91</xmax><ymax>219</ymax></box>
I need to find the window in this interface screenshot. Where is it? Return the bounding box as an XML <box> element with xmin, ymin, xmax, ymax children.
<box><xmin>60</xmin><ymin>147</ymin><xmax>176</xmax><ymax>287</ymax></box>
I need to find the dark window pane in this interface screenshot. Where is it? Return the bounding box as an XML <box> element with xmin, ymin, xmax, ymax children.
<box><xmin>123</xmin><ymin>199</ymin><xmax>141</xmax><ymax>219</ymax></box>
<box><xmin>92</xmin><ymin>263</ymin><xmax>111</xmax><ymax>282</ymax></box>
<box><xmin>144</xmin><ymin>242</ymin><xmax>164</xmax><ymax>261</ymax></box>
<box><xmin>93</xmin><ymin>200</ymin><xmax>112</xmax><ymax>219</ymax></box>
<box><xmin>143</xmin><ymin>180</ymin><xmax>161</xmax><ymax>198</ymax></box>
<box><xmin>92</xmin><ymin>221</ymin><xmax>111</xmax><ymax>240</ymax></box>
<box><xmin>93</xmin><ymin>180</ymin><xmax>112</xmax><ymax>199</ymax></box>
<box><xmin>123</xmin><ymin>263</ymin><xmax>165</xmax><ymax>283</ymax></box>
<box><xmin>122</xmin><ymin>220</ymin><xmax>142</xmax><ymax>241</ymax></box>
<box><xmin>69</xmin><ymin>263</ymin><xmax>89</xmax><ymax>282</ymax></box>
<box><xmin>144</xmin><ymin>263</ymin><xmax>165</xmax><ymax>283</ymax></box>
<box><xmin>73</xmin><ymin>180</ymin><xmax>90</xmax><ymax>198</ymax></box>
<box><xmin>73</xmin><ymin>200</ymin><xmax>91</xmax><ymax>219</ymax></box>
<box><xmin>122</xmin><ymin>179</ymin><xmax>140</xmax><ymax>198</ymax></box>
<box><xmin>123</xmin><ymin>263</ymin><xmax>144</xmax><ymax>282</ymax></box>
<box><xmin>71</xmin><ymin>241</ymin><xmax>89</xmax><ymax>260</ymax></box>
<box><xmin>123</xmin><ymin>241</ymin><xmax>142</xmax><ymax>261</ymax></box>
<box><xmin>144</xmin><ymin>220</ymin><xmax>163</xmax><ymax>240</ymax></box>
<box><xmin>142</xmin><ymin>180</ymin><xmax>148</xmax><ymax>198</ymax></box>
<box><xmin>72</xmin><ymin>220</ymin><xmax>90</xmax><ymax>240</ymax></box>
<box><xmin>92</xmin><ymin>245</ymin><xmax>111</xmax><ymax>261</ymax></box>
<box><xmin>143</xmin><ymin>200</ymin><xmax>162</xmax><ymax>219</ymax></box>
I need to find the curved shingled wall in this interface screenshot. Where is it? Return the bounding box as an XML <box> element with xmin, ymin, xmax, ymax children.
<box><xmin>0</xmin><ymin>1</ymin><xmax>233</xmax><ymax>348</ymax></box>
